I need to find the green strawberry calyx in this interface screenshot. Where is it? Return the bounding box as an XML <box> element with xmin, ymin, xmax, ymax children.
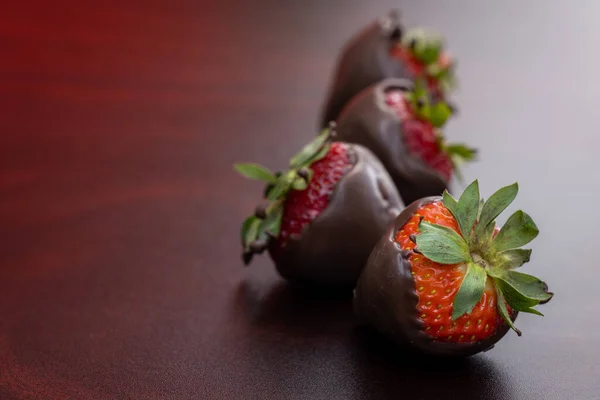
<box><xmin>403</xmin><ymin>78</ymin><xmax>454</xmax><ymax>128</ymax></box>
<box><xmin>413</xmin><ymin>180</ymin><xmax>554</xmax><ymax>336</ymax></box>
<box><xmin>399</xmin><ymin>27</ymin><xmax>457</xmax><ymax>95</ymax></box>
<box><xmin>402</xmin><ymin>79</ymin><xmax>477</xmax><ymax>181</ymax></box>
<box><xmin>233</xmin><ymin>124</ymin><xmax>336</xmax><ymax>265</ymax></box>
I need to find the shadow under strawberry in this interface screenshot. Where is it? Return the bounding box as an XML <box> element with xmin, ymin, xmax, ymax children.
<box><xmin>335</xmin><ymin>78</ymin><xmax>476</xmax><ymax>205</ymax></box>
<box><xmin>320</xmin><ymin>9</ymin><xmax>456</xmax><ymax>127</ymax></box>
<box><xmin>233</xmin><ymin>279</ymin><xmax>355</xmax><ymax>338</ymax></box>
<box><xmin>232</xmin><ymin>279</ymin><xmax>511</xmax><ymax>400</ymax></box>
<box><xmin>353</xmin><ymin>325</ymin><xmax>511</xmax><ymax>400</ymax></box>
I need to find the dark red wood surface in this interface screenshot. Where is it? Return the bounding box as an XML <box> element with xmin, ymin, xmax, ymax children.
<box><xmin>1</xmin><ymin>1</ymin><xmax>599</xmax><ymax>399</ymax></box>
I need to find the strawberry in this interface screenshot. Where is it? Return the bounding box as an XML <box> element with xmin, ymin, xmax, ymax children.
<box><xmin>353</xmin><ymin>180</ymin><xmax>553</xmax><ymax>357</ymax></box>
<box><xmin>234</xmin><ymin>124</ymin><xmax>404</xmax><ymax>287</ymax></box>
<box><xmin>320</xmin><ymin>9</ymin><xmax>456</xmax><ymax>127</ymax></box>
<box><xmin>335</xmin><ymin>77</ymin><xmax>476</xmax><ymax>204</ymax></box>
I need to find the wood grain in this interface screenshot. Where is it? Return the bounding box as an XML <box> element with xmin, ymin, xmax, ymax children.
<box><xmin>1</xmin><ymin>1</ymin><xmax>599</xmax><ymax>399</ymax></box>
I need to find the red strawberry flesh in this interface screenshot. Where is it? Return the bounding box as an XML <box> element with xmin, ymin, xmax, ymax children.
<box><xmin>385</xmin><ymin>91</ymin><xmax>453</xmax><ymax>181</ymax></box>
<box><xmin>394</xmin><ymin>201</ymin><xmax>503</xmax><ymax>343</ymax></box>
<box><xmin>276</xmin><ymin>142</ymin><xmax>352</xmax><ymax>249</ymax></box>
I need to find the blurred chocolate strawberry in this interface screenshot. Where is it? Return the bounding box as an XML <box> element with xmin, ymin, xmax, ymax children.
<box><xmin>234</xmin><ymin>124</ymin><xmax>404</xmax><ymax>287</ymax></box>
<box><xmin>354</xmin><ymin>180</ymin><xmax>553</xmax><ymax>357</ymax></box>
<box><xmin>320</xmin><ymin>9</ymin><xmax>456</xmax><ymax>126</ymax></box>
<box><xmin>334</xmin><ymin>77</ymin><xmax>475</xmax><ymax>204</ymax></box>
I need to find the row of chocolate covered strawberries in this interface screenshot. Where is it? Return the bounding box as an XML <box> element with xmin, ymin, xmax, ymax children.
<box><xmin>234</xmin><ymin>11</ymin><xmax>552</xmax><ymax>357</ymax></box>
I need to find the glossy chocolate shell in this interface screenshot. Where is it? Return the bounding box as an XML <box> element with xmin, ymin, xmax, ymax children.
<box><xmin>320</xmin><ymin>10</ymin><xmax>410</xmax><ymax>127</ymax></box>
<box><xmin>353</xmin><ymin>196</ymin><xmax>516</xmax><ymax>357</ymax></box>
<box><xmin>273</xmin><ymin>144</ymin><xmax>404</xmax><ymax>288</ymax></box>
<box><xmin>335</xmin><ymin>78</ymin><xmax>448</xmax><ymax>205</ymax></box>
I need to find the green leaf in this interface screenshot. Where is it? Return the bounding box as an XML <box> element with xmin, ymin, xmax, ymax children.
<box><xmin>426</xmin><ymin>62</ymin><xmax>445</xmax><ymax>79</ymax></box>
<box><xmin>417</xmin><ymin>45</ymin><xmax>441</xmax><ymax>65</ymax></box>
<box><xmin>240</xmin><ymin>216</ymin><xmax>255</xmax><ymax>247</ymax></box>
<box><xmin>445</xmin><ymin>144</ymin><xmax>477</xmax><ymax>161</ymax></box>
<box><xmin>474</xmin><ymin>182</ymin><xmax>518</xmax><ymax>238</ymax></box>
<box><xmin>429</xmin><ymin>102</ymin><xmax>452</xmax><ymax>127</ymax></box>
<box><xmin>304</xmin><ymin>145</ymin><xmax>329</xmax><ymax>167</ymax></box>
<box><xmin>442</xmin><ymin>190</ymin><xmax>457</xmax><ymax>214</ymax></box>
<box><xmin>418</xmin><ymin>106</ymin><xmax>432</xmax><ymax>121</ymax></box>
<box><xmin>263</xmin><ymin>203</ymin><xmax>284</xmax><ymax>237</ymax></box>
<box><xmin>266</xmin><ymin>180</ymin><xmax>287</xmax><ymax>201</ymax></box>
<box><xmin>415</xmin><ymin>220</ymin><xmax>471</xmax><ymax>264</ymax></box>
<box><xmin>495</xmin><ymin>285</ymin><xmax>521</xmax><ymax>336</ymax></box>
<box><xmin>408</xmin><ymin>78</ymin><xmax>429</xmax><ymax>109</ymax></box>
<box><xmin>439</xmin><ymin>74</ymin><xmax>456</xmax><ymax>94</ymax></box>
<box><xmin>266</xmin><ymin>171</ymin><xmax>296</xmax><ymax>201</ymax></box>
<box><xmin>479</xmin><ymin>219</ymin><xmax>497</xmax><ymax>248</ymax></box>
<box><xmin>492</xmin><ymin>270</ymin><xmax>552</xmax><ymax>303</ymax></box>
<box><xmin>289</xmin><ymin>130</ymin><xmax>329</xmax><ymax>168</ymax></box>
<box><xmin>292</xmin><ymin>176</ymin><xmax>308</xmax><ymax>190</ymax></box>
<box><xmin>241</xmin><ymin>216</ymin><xmax>261</xmax><ymax>249</ymax></box>
<box><xmin>498</xmin><ymin>249</ymin><xmax>532</xmax><ymax>269</ymax></box>
<box><xmin>256</xmin><ymin>227</ymin><xmax>269</xmax><ymax>241</ymax></box>
<box><xmin>454</xmin><ymin>180</ymin><xmax>480</xmax><ymax>242</ymax></box>
<box><xmin>436</xmin><ymin>63</ymin><xmax>457</xmax><ymax>93</ymax></box>
<box><xmin>477</xmin><ymin>198</ymin><xmax>485</xmax><ymax>220</ymax></box>
<box><xmin>429</xmin><ymin>61</ymin><xmax>454</xmax><ymax>83</ymax></box>
<box><xmin>451</xmin><ymin>263</ymin><xmax>487</xmax><ymax>320</ymax></box>
<box><xmin>304</xmin><ymin>168</ymin><xmax>314</xmax><ymax>183</ymax></box>
<box><xmin>520</xmin><ymin>307</ymin><xmax>544</xmax><ymax>317</ymax></box>
<box><xmin>410</xmin><ymin>33</ymin><xmax>443</xmax><ymax>64</ymax></box>
<box><xmin>234</xmin><ymin>163</ymin><xmax>276</xmax><ymax>183</ymax></box>
<box><xmin>493</xmin><ymin>211</ymin><xmax>539</xmax><ymax>251</ymax></box>
<box><xmin>493</xmin><ymin>277</ymin><xmax>540</xmax><ymax>311</ymax></box>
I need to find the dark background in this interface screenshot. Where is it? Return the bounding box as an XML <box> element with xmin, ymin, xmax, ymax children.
<box><xmin>1</xmin><ymin>1</ymin><xmax>598</xmax><ymax>399</ymax></box>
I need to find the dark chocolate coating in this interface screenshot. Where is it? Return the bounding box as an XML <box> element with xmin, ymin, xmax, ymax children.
<box><xmin>353</xmin><ymin>196</ymin><xmax>516</xmax><ymax>357</ymax></box>
<box><xmin>335</xmin><ymin>78</ymin><xmax>448</xmax><ymax>205</ymax></box>
<box><xmin>320</xmin><ymin>10</ymin><xmax>411</xmax><ymax>127</ymax></box>
<box><xmin>273</xmin><ymin>144</ymin><xmax>404</xmax><ymax>288</ymax></box>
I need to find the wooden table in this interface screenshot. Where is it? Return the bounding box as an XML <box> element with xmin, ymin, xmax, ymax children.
<box><xmin>1</xmin><ymin>1</ymin><xmax>598</xmax><ymax>399</ymax></box>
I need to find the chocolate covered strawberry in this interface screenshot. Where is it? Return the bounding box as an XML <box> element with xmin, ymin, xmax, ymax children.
<box><xmin>235</xmin><ymin>125</ymin><xmax>404</xmax><ymax>287</ymax></box>
<box><xmin>335</xmin><ymin>77</ymin><xmax>475</xmax><ymax>204</ymax></box>
<box><xmin>320</xmin><ymin>9</ymin><xmax>456</xmax><ymax>126</ymax></box>
<box><xmin>354</xmin><ymin>180</ymin><xmax>553</xmax><ymax>357</ymax></box>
